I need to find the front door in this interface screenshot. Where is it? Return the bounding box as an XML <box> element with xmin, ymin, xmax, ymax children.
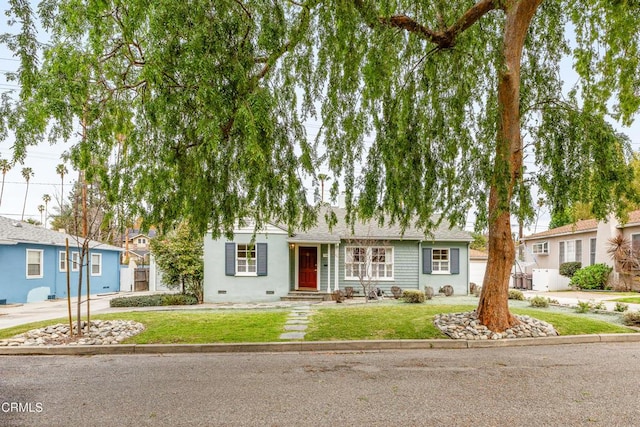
<box><xmin>298</xmin><ymin>247</ymin><xmax>318</xmax><ymax>290</ymax></box>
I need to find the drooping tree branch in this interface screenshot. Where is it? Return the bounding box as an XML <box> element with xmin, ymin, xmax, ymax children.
<box><xmin>353</xmin><ymin>0</ymin><xmax>498</xmax><ymax>48</ymax></box>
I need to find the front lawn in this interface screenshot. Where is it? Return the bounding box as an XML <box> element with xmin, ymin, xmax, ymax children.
<box><xmin>0</xmin><ymin>303</ymin><xmax>635</xmax><ymax>344</ymax></box>
<box><xmin>304</xmin><ymin>304</ymin><xmax>635</xmax><ymax>341</ymax></box>
<box><xmin>610</xmin><ymin>296</ymin><xmax>640</xmax><ymax>304</ymax></box>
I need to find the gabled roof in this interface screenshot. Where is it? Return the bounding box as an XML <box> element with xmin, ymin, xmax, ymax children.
<box><xmin>523</xmin><ymin>218</ymin><xmax>598</xmax><ymax>240</ymax></box>
<box><xmin>523</xmin><ymin>209</ymin><xmax>640</xmax><ymax>241</ymax></box>
<box><xmin>0</xmin><ymin>216</ymin><xmax>122</xmax><ymax>251</ymax></box>
<box><xmin>288</xmin><ymin>207</ymin><xmax>472</xmax><ymax>243</ymax></box>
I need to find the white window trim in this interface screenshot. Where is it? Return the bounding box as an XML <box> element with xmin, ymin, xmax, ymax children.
<box><xmin>431</xmin><ymin>248</ymin><xmax>450</xmax><ymax>274</ymax></box>
<box><xmin>560</xmin><ymin>239</ymin><xmax>581</xmax><ymax>263</ymax></box>
<box><xmin>531</xmin><ymin>241</ymin><xmax>549</xmax><ymax>255</ymax></box>
<box><xmin>59</xmin><ymin>251</ymin><xmax>67</xmax><ymax>272</ymax></box>
<box><xmin>26</xmin><ymin>249</ymin><xmax>44</xmax><ymax>279</ymax></box>
<box><xmin>91</xmin><ymin>253</ymin><xmax>102</xmax><ymax>276</ymax></box>
<box><xmin>71</xmin><ymin>252</ymin><xmax>80</xmax><ymax>272</ymax></box>
<box><xmin>236</xmin><ymin>244</ymin><xmax>257</xmax><ymax>276</ymax></box>
<box><xmin>344</xmin><ymin>246</ymin><xmax>395</xmax><ymax>281</ymax></box>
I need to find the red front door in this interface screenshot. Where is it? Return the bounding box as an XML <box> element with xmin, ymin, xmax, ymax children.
<box><xmin>298</xmin><ymin>247</ymin><xmax>318</xmax><ymax>289</ymax></box>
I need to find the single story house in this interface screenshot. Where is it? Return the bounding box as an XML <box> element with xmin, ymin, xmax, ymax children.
<box><xmin>521</xmin><ymin>209</ymin><xmax>640</xmax><ymax>291</ymax></box>
<box><xmin>0</xmin><ymin>216</ymin><xmax>122</xmax><ymax>304</ymax></box>
<box><xmin>203</xmin><ymin>208</ymin><xmax>473</xmax><ymax>302</ymax></box>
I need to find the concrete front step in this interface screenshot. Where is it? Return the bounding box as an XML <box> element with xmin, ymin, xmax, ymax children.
<box><xmin>280</xmin><ymin>292</ymin><xmax>332</xmax><ymax>302</ymax></box>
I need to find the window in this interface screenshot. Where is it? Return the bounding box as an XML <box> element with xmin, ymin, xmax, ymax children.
<box><xmin>531</xmin><ymin>241</ymin><xmax>549</xmax><ymax>255</ymax></box>
<box><xmin>345</xmin><ymin>246</ymin><xmax>394</xmax><ymax>280</ymax></box>
<box><xmin>137</xmin><ymin>238</ymin><xmax>147</xmax><ymax>245</ymax></box>
<box><xmin>71</xmin><ymin>252</ymin><xmax>80</xmax><ymax>272</ymax></box>
<box><xmin>590</xmin><ymin>238</ymin><xmax>597</xmax><ymax>265</ymax></box>
<box><xmin>236</xmin><ymin>244</ymin><xmax>257</xmax><ymax>274</ymax></box>
<box><xmin>26</xmin><ymin>249</ymin><xmax>43</xmax><ymax>279</ymax></box>
<box><xmin>59</xmin><ymin>251</ymin><xmax>67</xmax><ymax>272</ymax></box>
<box><xmin>432</xmin><ymin>249</ymin><xmax>450</xmax><ymax>273</ymax></box>
<box><xmin>632</xmin><ymin>234</ymin><xmax>640</xmax><ymax>252</ymax></box>
<box><xmin>559</xmin><ymin>240</ymin><xmax>582</xmax><ymax>264</ymax></box>
<box><xmin>91</xmin><ymin>253</ymin><xmax>102</xmax><ymax>276</ymax></box>
<box><xmin>422</xmin><ymin>247</ymin><xmax>460</xmax><ymax>275</ymax></box>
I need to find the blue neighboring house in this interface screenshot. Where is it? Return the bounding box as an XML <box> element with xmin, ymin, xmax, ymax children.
<box><xmin>0</xmin><ymin>216</ymin><xmax>122</xmax><ymax>304</ymax></box>
<box><xmin>204</xmin><ymin>207</ymin><xmax>473</xmax><ymax>302</ymax></box>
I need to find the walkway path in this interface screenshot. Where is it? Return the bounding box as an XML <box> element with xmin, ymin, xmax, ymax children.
<box><xmin>279</xmin><ymin>305</ymin><xmax>314</xmax><ymax>340</ymax></box>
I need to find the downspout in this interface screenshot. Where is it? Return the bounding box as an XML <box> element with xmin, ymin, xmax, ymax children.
<box><xmin>334</xmin><ymin>242</ymin><xmax>340</xmax><ymax>292</ymax></box>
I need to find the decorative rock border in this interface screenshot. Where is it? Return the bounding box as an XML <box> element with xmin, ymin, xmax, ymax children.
<box><xmin>0</xmin><ymin>320</ymin><xmax>145</xmax><ymax>347</ymax></box>
<box><xmin>434</xmin><ymin>311</ymin><xmax>558</xmax><ymax>340</ymax></box>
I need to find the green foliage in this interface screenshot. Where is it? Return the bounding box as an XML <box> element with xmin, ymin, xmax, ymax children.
<box><xmin>529</xmin><ymin>296</ymin><xmax>549</xmax><ymax>308</ymax></box>
<box><xmin>615</xmin><ymin>302</ymin><xmax>630</xmax><ymax>312</ymax></box>
<box><xmin>150</xmin><ymin>222</ymin><xmax>204</xmax><ymax>303</ymax></box>
<box><xmin>470</xmin><ymin>232</ymin><xmax>488</xmax><ymax>251</ymax></box>
<box><xmin>402</xmin><ymin>290</ymin><xmax>425</xmax><ymax>304</ymax></box>
<box><xmin>3</xmin><ymin>0</ymin><xmax>640</xmax><ymax>324</ymax></box>
<box><xmin>622</xmin><ymin>311</ymin><xmax>640</xmax><ymax>327</ymax></box>
<box><xmin>592</xmin><ymin>301</ymin><xmax>606</xmax><ymax>311</ymax></box>
<box><xmin>570</xmin><ymin>264</ymin><xmax>612</xmax><ymax>290</ymax></box>
<box><xmin>575</xmin><ymin>301</ymin><xmax>593</xmax><ymax>313</ymax></box>
<box><xmin>508</xmin><ymin>289</ymin><xmax>525</xmax><ymax>300</ymax></box>
<box><xmin>559</xmin><ymin>262</ymin><xmax>582</xmax><ymax>278</ymax></box>
<box><xmin>110</xmin><ymin>295</ymin><xmax>164</xmax><ymax>307</ymax></box>
<box><xmin>109</xmin><ymin>294</ymin><xmax>197</xmax><ymax>307</ymax></box>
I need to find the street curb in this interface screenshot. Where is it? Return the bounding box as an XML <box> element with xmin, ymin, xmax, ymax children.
<box><xmin>1</xmin><ymin>333</ymin><xmax>640</xmax><ymax>356</ymax></box>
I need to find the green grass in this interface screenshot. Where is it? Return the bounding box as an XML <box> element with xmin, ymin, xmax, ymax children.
<box><xmin>0</xmin><ymin>304</ymin><xmax>635</xmax><ymax>344</ymax></box>
<box><xmin>0</xmin><ymin>310</ymin><xmax>290</xmax><ymax>344</ymax></box>
<box><xmin>610</xmin><ymin>296</ymin><xmax>640</xmax><ymax>304</ymax></box>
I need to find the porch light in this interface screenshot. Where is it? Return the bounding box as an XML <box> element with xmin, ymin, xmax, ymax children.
<box><xmin>289</xmin><ymin>243</ymin><xmax>295</xmax><ymax>250</ymax></box>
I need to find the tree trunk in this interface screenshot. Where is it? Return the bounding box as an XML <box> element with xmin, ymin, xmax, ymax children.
<box><xmin>477</xmin><ymin>0</ymin><xmax>542</xmax><ymax>332</ymax></box>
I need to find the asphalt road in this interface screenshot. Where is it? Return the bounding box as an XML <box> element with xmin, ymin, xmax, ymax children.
<box><xmin>2</xmin><ymin>343</ymin><xmax>640</xmax><ymax>426</ymax></box>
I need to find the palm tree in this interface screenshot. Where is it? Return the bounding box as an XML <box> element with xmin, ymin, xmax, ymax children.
<box><xmin>56</xmin><ymin>163</ymin><xmax>68</xmax><ymax>212</ymax></box>
<box><xmin>317</xmin><ymin>173</ymin><xmax>331</xmax><ymax>204</ymax></box>
<box><xmin>21</xmin><ymin>167</ymin><xmax>34</xmax><ymax>221</ymax></box>
<box><xmin>0</xmin><ymin>158</ymin><xmax>11</xmax><ymax>207</ymax></box>
<box><xmin>42</xmin><ymin>194</ymin><xmax>51</xmax><ymax>228</ymax></box>
<box><xmin>38</xmin><ymin>204</ymin><xmax>45</xmax><ymax>225</ymax></box>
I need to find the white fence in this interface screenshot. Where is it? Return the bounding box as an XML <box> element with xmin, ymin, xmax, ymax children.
<box><xmin>531</xmin><ymin>269</ymin><xmax>571</xmax><ymax>292</ymax></box>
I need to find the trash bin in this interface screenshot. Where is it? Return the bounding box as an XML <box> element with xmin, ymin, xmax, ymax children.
<box><xmin>512</xmin><ymin>273</ymin><xmax>525</xmax><ymax>289</ymax></box>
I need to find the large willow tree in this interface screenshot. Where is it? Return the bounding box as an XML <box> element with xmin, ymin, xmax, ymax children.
<box><xmin>3</xmin><ymin>0</ymin><xmax>640</xmax><ymax>331</ymax></box>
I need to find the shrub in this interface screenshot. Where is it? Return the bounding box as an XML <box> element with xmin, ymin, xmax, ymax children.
<box><xmin>402</xmin><ymin>290</ymin><xmax>425</xmax><ymax>303</ymax></box>
<box><xmin>162</xmin><ymin>294</ymin><xmax>198</xmax><ymax>306</ymax></box>
<box><xmin>559</xmin><ymin>262</ymin><xmax>582</xmax><ymax>278</ymax></box>
<box><xmin>110</xmin><ymin>295</ymin><xmax>164</xmax><ymax>307</ymax></box>
<box><xmin>622</xmin><ymin>311</ymin><xmax>640</xmax><ymax>327</ymax></box>
<box><xmin>508</xmin><ymin>289</ymin><xmax>525</xmax><ymax>300</ymax></box>
<box><xmin>575</xmin><ymin>301</ymin><xmax>593</xmax><ymax>313</ymax></box>
<box><xmin>569</xmin><ymin>263</ymin><xmax>612</xmax><ymax>290</ymax></box>
<box><xmin>615</xmin><ymin>302</ymin><xmax>630</xmax><ymax>312</ymax></box>
<box><xmin>592</xmin><ymin>301</ymin><xmax>606</xmax><ymax>311</ymax></box>
<box><xmin>109</xmin><ymin>294</ymin><xmax>197</xmax><ymax>307</ymax></box>
<box><xmin>529</xmin><ymin>296</ymin><xmax>549</xmax><ymax>308</ymax></box>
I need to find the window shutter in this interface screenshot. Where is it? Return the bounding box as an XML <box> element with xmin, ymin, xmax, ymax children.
<box><xmin>422</xmin><ymin>248</ymin><xmax>432</xmax><ymax>274</ymax></box>
<box><xmin>450</xmin><ymin>248</ymin><xmax>460</xmax><ymax>274</ymax></box>
<box><xmin>257</xmin><ymin>243</ymin><xmax>268</xmax><ymax>276</ymax></box>
<box><xmin>575</xmin><ymin>240</ymin><xmax>582</xmax><ymax>263</ymax></box>
<box><xmin>559</xmin><ymin>242</ymin><xmax>565</xmax><ymax>265</ymax></box>
<box><xmin>225</xmin><ymin>243</ymin><xmax>236</xmax><ymax>276</ymax></box>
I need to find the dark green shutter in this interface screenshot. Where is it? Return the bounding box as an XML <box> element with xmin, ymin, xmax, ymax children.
<box><xmin>422</xmin><ymin>247</ymin><xmax>432</xmax><ymax>274</ymax></box>
<box><xmin>225</xmin><ymin>243</ymin><xmax>235</xmax><ymax>276</ymax></box>
<box><xmin>450</xmin><ymin>248</ymin><xmax>460</xmax><ymax>274</ymax></box>
<box><xmin>257</xmin><ymin>243</ymin><xmax>268</xmax><ymax>276</ymax></box>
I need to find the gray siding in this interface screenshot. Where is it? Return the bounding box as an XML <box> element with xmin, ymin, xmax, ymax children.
<box><xmin>419</xmin><ymin>242</ymin><xmax>470</xmax><ymax>296</ymax></box>
<box><xmin>203</xmin><ymin>232</ymin><xmax>290</xmax><ymax>303</ymax></box>
<box><xmin>339</xmin><ymin>240</ymin><xmax>420</xmax><ymax>295</ymax></box>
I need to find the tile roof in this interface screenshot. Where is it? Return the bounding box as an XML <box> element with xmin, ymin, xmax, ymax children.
<box><xmin>288</xmin><ymin>207</ymin><xmax>472</xmax><ymax>243</ymax></box>
<box><xmin>0</xmin><ymin>216</ymin><xmax>122</xmax><ymax>251</ymax></box>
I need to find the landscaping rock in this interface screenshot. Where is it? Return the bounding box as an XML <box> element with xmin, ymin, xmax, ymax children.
<box><xmin>0</xmin><ymin>320</ymin><xmax>144</xmax><ymax>347</ymax></box>
<box><xmin>434</xmin><ymin>311</ymin><xmax>558</xmax><ymax>340</ymax></box>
